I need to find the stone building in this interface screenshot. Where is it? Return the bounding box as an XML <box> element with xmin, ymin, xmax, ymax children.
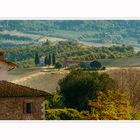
<box><xmin>0</xmin><ymin>81</ymin><xmax>51</xmax><ymax>120</ymax></box>
<box><xmin>0</xmin><ymin>50</ymin><xmax>51</xmax><ymax>120</ymax></box>
<box><xmin>0</xmin><ymin>51</ymin><xmax>16</xmax><ymax>80</ymax></box>
<box><xmin>65</xmin><ymin>59</ymin><xmax>91</xmax><ymax>68</ymax></box>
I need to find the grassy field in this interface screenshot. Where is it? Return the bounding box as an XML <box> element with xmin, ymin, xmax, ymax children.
<box><xmin>8</xmin><ymin>65</ymin><xmax>140</xmax><ymax>94</ymax></box>
<box><xmin>8</xmin><ymin>67</ymin><xmax>43</xmax><ymax>81</ymax></box>
<box><xmin>8</xmin><ymin>67</ymin><xmax>67</xmax><ymax>93</ymax></box>
<box><xmin>16</xmin><ymin>72</ymin><xmax>66</xmax><ymax>93</ymax></box>
<box><xmin>99</xmin><ymin>56</ymin><xmax>140</xmax><ymax>67</ymax></box>
<box><xmin>0</xmin><ymin>30</ymin><xmax>42</xmax><ymax>47</ymax></box>
<box><xmin>7</xmin><ymin>55</ymin><xmax>140</xmax><ymax>93</ymax></box>
<box><xmin>0</xmin><ymin>30</ymin><xmax>41</xmax><ymax>39</ymax></box>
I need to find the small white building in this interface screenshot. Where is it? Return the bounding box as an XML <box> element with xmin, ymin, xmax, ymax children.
<box><xmin>0</xmin><ymin>51</ymin><xmax>16</xmax><ymax>81</ymax></box>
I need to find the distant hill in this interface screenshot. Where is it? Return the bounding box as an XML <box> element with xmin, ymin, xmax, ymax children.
<box><xmin>0</xmin><ymin>20</ymin><xmax>140</xmax><ymax>47</ymax></box>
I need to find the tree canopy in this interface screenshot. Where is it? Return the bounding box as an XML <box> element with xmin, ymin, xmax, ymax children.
<box><xmin>90</xmin><ymin>60</ymin><xmax>102</xmax><ymax>70</ymax></box>
<box><xmin>59</xmin><ymin>70</ymin><xmax>117</xmax><ymax>111</ymax></box>
<box><xmin>55</xmin><ymin>62</ymin><xmax>62</xmax><ymax>69</ymax></box>
<box><xmin>0</xmin><ymin>41</ymin><xmax>135</xmax><ymax>68</ymax></box>
<box><xmin>88</xmin><ymin>90</ymin><xmax>132</xmax><ymax>120</ymax></box>
<box><xmin>34</xmin><ymin>52</ymin><xmax>40</xmax><ymax>66</ymax></box>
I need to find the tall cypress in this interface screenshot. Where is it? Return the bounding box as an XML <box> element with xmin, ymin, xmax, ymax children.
<box><xmin>48</xmin><ymin>53</ymin><xmax>52</xmax><ymax>65</ymax></box>
<box><xmin>35</xmin><ymin>52</ymin><xmax>40</xmax><ymax>66</ymax></box>
<box><xmin>52</xmin><ymin>52</ymin><xmax>56</xmax><ymax>65</ymax></box>
<box><xmin>44</xmin><ymin>56</ymin><xmax>48</xmax><ymax>66</ymax></box>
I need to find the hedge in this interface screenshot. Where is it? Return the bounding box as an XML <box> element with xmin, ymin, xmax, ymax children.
<box><xmin>45</xmin><ymin>109</ymin><xmax>86</xmax><ymax>120</ymax></box>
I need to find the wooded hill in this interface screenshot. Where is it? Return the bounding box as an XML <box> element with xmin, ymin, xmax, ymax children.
<box><xmin>1</xmin><ymin>41</ymin><xmax>135</xmax><ymax>68</ymax></box>
<box><xmin>0</xmin><ymin>20</ymin><xmax>140</xmax><ymax>46</ymax></box>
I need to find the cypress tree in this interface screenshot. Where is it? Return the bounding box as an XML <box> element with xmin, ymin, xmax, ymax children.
<box><xmin>48</xmin><ymin>53</ymin><xmax>52</xmax><ymax>65</ymax></box>
<box><xmin>52</xmin><ymin>52</ymin><xmax>56</xmax><ymax>65</ymax></box>
<box><xmin>44</xmin><ymin>56</ymin><xmax>48</xmax><ymax>66</ymax></box>
<box><xmin>35</xmin><ymin>52</ymin><xmax>40</xmax><ymax>66</ymax></box>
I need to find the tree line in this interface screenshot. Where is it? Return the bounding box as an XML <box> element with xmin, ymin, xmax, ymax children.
<box><xmin>45</xmin><ymin>68</ymin><xmax>140</xmax><ymax>120</ymax></box>
<box><xmin>0</xmin><ymin>41</ymin><xmax>135</xmax><ymax>68</ymax></box>
<box><xmin>45</xmin><ymin>70</ymin><xmax>132</xmax><ymax>120</ymax></box>
<box><xmin>35</xmin><ymin>52</ymin><xmax>56</xmax><ymax>66</ymax></box>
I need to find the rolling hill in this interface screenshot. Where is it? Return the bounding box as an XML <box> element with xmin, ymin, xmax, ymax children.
<box><xmin>0</xmin><ymin>20</ymin><xmax>140</xmax><ymax>47</ymax></box>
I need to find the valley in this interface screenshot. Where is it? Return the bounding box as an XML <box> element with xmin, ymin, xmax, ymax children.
<box><xmin>1</xmin><ymin>20</ymin><xmax>140</xmax><ymax>120</ymax></box>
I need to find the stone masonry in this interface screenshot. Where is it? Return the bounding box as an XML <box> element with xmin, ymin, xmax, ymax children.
<box><xmin>0</xmin><ymin>97</ymin><xmax>45</xmax><ymax>120</ymax></box>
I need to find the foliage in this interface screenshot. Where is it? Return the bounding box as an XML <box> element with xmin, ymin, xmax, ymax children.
<box><xmin>34</xmin><ymin>52</ymin><xmax>40</xmax><ymax>66</ymax></box>
<box><xmin>45</xmin><ymin>109</ymin><xmax>86</xmax><ymax>120</ymax></box>
<box><xmin>48</xmin><ymin>53</ymin><xmax>52</xmax><ymax>65</ymax></box>
<box><xmin>47</xmin><ymin>93</ymin><xmax>64</xmax><ymax>109</ymax></box>
<box><xmin>90</xmin><ymin>60</ymin><xmax>102</xmax><ymax>70</ymax></box>
<box><xmin>0</xmin><ymin>42</ymin><xmax>135</xmax><ymax>68</ymax></box>
<box><xmin>79</xmin><ymin>62</ymin><xmax>86</xmax><ymax>68</ymax></box>
<box><xmin>110</xmin><ymin>69</ymin><xmax>140</xmax><ymax>118</ymax></box>
<box><xmin>44</xmin><ymin>56</ymin><xmax>49</xmax><ymax>65</ymax></box>
<box><xmin>133</xmin><ymin>112</ymin><xmax>140</xmax><ymax>120</ymax></box>
<box><xmin>42</xmin><ymin>39</ymin><xmax>51</xmax><ymax>46</ymax></box>
<box><xmin>17</xmin><ymin>59</ymin><xmax>35</xmax><ymax>68</ymax></box>
<box><xmin>59</xmin><ymin>70</ymin><xmax>117</xmax><ymax>111</ymax></box>
<box><xmin>88</xmin><ymin>90</ymin><xmax>132</xmax><ymax>120</ymax></box>
<box><xmin>0</xmin><ymin>20</ymin><xmax>140</xmax><ymax>46</ymax></box>
<box><xmin>52</xmin><ymin>52</ymin><xmax>56</xmax><ymax>65</ymax></box>
<box><xmin>55</xmin><ymin>62</ymin><xmax>63</xmax><ymax>69</ymax></box>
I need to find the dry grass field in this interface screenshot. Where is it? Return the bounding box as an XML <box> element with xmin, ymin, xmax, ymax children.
<box><xmin>8</xmin><ymin>66</ymin><xmax>140</xmax><ymax>93</ymax></box>
<box><xmin>8</xmin><ymin>67</ymin><xmax>67</xmax><ymax>93</ymax></box>
<box><xmin>16</xmin><ymin>73</ymin><xmax>66</xmax><ymax>93</ymax></box>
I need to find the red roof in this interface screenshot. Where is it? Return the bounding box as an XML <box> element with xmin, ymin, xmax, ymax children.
<box><xmin>0</xmin><ymin>58</ymin><xmax>17</xmax><ymax>67</ymax></box>
<box><xmin>0</xmin><ymin>81</ymin><xmax>52</xmax><ymax>97</ymax></box>
<box><xmin>65</xmin><ymin>60</ymin><xmax>81</xmax><ymax>63</ymax></box>
<box><xmin>65</xmin><ymin>60</ymin><xmax>91</xmax><ymax>63</ymax></box>
<box><xmin>0</xmin><ymin>51</ymin><xmax>16</xmax><ymax>67</ymax></box>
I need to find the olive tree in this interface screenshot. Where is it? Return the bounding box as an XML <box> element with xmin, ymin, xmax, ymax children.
<box><xmin>59</xmin><ymin>70</ymin><xmax>117</xmax><ymax>111</ymax></box>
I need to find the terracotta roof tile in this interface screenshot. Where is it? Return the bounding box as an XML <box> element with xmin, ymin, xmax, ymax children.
<box><xmin>0</xmin><ymin>58</ymin><xmax>17</xmax><ymax>67</ymax></box>
<box><xmin>0</xmin><ymin>81</ymin><xmax>52</xmax><ymax>98</ymax></box>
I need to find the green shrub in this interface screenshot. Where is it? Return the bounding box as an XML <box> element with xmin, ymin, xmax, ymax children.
<box><xmin>55</xmin><ymin>62</ymin><xmax>63</xmax><ymax>69</ymax></box>
<box><xmin>59</xmin><ymin>70</ymin><xmax>117</xmax><ymax>111</ymax></box>
<box><xmin>47</xmin><ymin>93</ymin><xmax>64</xmax><ymax>109</ymax></box>
<box><xmin>90</xmin><ymin>60</ymin><xmax>102</xmax><ymax>70</ymax></box>
<box><xmin>45</xmin><ymin>109</ymin><xmax>86</xmax><ymax>120</ymax></box>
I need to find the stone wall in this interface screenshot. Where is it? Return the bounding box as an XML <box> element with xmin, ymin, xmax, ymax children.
<box><xmin>0</xmin><ymin>97</ymin><xmax>45</xmax><ymax>120</ymax></box>
<box><xmin>0</xmin><ymin>62</ymin><xmax>9</xmax><ymax>81</ymax></box>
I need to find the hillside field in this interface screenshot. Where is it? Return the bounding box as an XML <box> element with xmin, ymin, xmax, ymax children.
<box><xmin>8</xmin><ymin>60</ymin><xmax>140</xmax><ymax>93</ymax></box>
<box><xmin>99</xmin><ymin>56</ymin><xmax>140</xmax><ymax>67</ymax></box>
<box><xmin>8</xmin><ymin>67</ymin><xmax>67</xmax><ymax>93</ymax></box>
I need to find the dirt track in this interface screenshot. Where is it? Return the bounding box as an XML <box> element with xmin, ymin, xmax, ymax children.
<box><xmin>9</xmin><ymin>68</ymin><xmax>67</xmax><ymax>93</ymax></box>
<box><xmin>11</xmin><ymin>71</ymin><xmax>47</xmax><ymax>84</ymax></box>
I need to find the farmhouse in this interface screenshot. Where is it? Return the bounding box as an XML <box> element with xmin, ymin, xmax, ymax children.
<box><xmin>0</xmin><ymin>81</ymin><xmax>51</xmax><ymax>120</ymax></box>
<box><xmin>0</xmin><ymin>51</ymin><xmax>16</xmax><ymax>80</ymax></box>
<box><xmin>65</xmin><ymin>59</ymin><xmax>91</xmax><ymax>68</ymax></box>
<box><xmin>0</xmin><ymin>51</ymin><xmax>51</xmax><ymax>120</ymax></box>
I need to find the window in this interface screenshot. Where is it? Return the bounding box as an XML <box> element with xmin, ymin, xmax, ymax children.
<box><xmin>25</xmin><ymin>103</ymin><xmax>32</xmax><ymax>114</ymax></box>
